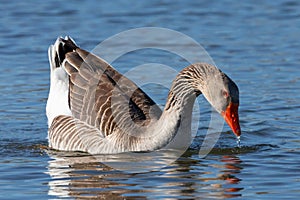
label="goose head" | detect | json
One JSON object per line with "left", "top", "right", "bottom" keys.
{"left": 184, "top": 63, "right": 241, "bottom": 137}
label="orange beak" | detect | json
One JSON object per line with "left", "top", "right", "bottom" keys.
{"left": 221, "top": 102, "right": 241, "bottom": 137}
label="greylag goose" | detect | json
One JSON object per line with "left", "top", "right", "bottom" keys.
{"left": 46, "top": 37, "right": 241, "bottom": 154}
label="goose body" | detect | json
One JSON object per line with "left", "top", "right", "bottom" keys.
{"left": 46, "top": 37, "right": 241, "bottom": 154}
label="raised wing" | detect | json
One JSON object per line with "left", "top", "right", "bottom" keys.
{"left": 56, "top": 37, "right": 162, "bottom": 136}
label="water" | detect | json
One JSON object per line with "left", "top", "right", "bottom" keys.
{"left": 236, "top": 136, "right": 241, "bottom": 148}
{"left": 1, "top": 0, "right": 300, "bottom": 199}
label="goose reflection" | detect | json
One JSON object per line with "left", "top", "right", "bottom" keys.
{"left": 45, "top": 150, "right": 244, "bottom": 199}
{"left": 45, "top": 149, "right": 184, "bottom": 199}
{"left": 217, "top": 155, "right": 243, "bottom": 197}
{"left": 159, "top": 154, "right": 243, "bottom": 198}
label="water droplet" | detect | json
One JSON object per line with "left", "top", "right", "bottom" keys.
{"left": 236, "top": 136, "right": 241, "bottom": 148}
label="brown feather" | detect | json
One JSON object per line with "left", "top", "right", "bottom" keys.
{"left": 59, "top": 38, "right": 162, "bottom": 137}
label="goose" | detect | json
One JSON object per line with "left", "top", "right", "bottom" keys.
{"left": 46, "top": 36, "right": 241, "bottom": 154}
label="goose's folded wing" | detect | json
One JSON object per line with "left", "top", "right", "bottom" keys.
{"left": 62, "top": 42, "right": 162, "bottom": 137}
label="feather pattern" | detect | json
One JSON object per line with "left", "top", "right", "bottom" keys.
{"left": 46, "top": 36, "right": 240, "bottom": 154}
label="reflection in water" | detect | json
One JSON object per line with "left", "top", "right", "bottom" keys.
{"left": 160, "top": 154, "right": 243, "bottom": 198}
{"left": 219, "top": 155, "right": 243, "bottom": 197}
{"left": 45, "top": 150, "right": 244, "bottom": 199}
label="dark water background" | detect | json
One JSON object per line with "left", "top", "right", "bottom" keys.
{"left": 1, "top": 0, "right": 300, "bottom": 199}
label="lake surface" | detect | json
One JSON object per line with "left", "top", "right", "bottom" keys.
{"left": 1, "top": 0, "right": 300, "bottom": 199}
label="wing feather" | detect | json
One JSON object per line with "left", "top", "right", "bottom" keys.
{"left": 58, "top": 38, "right": 162, "bottom": 137}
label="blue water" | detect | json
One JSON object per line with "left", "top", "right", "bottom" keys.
{"left": 1, "top": 0, "right": 300, "bottom": 199}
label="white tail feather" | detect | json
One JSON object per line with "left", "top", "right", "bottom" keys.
{"left": 46, "top": 41, "right": 72, "bottom": 127}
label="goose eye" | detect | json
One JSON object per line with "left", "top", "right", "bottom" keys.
{"left": 222, "top": 90, "right": 229, "bottom": 98}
